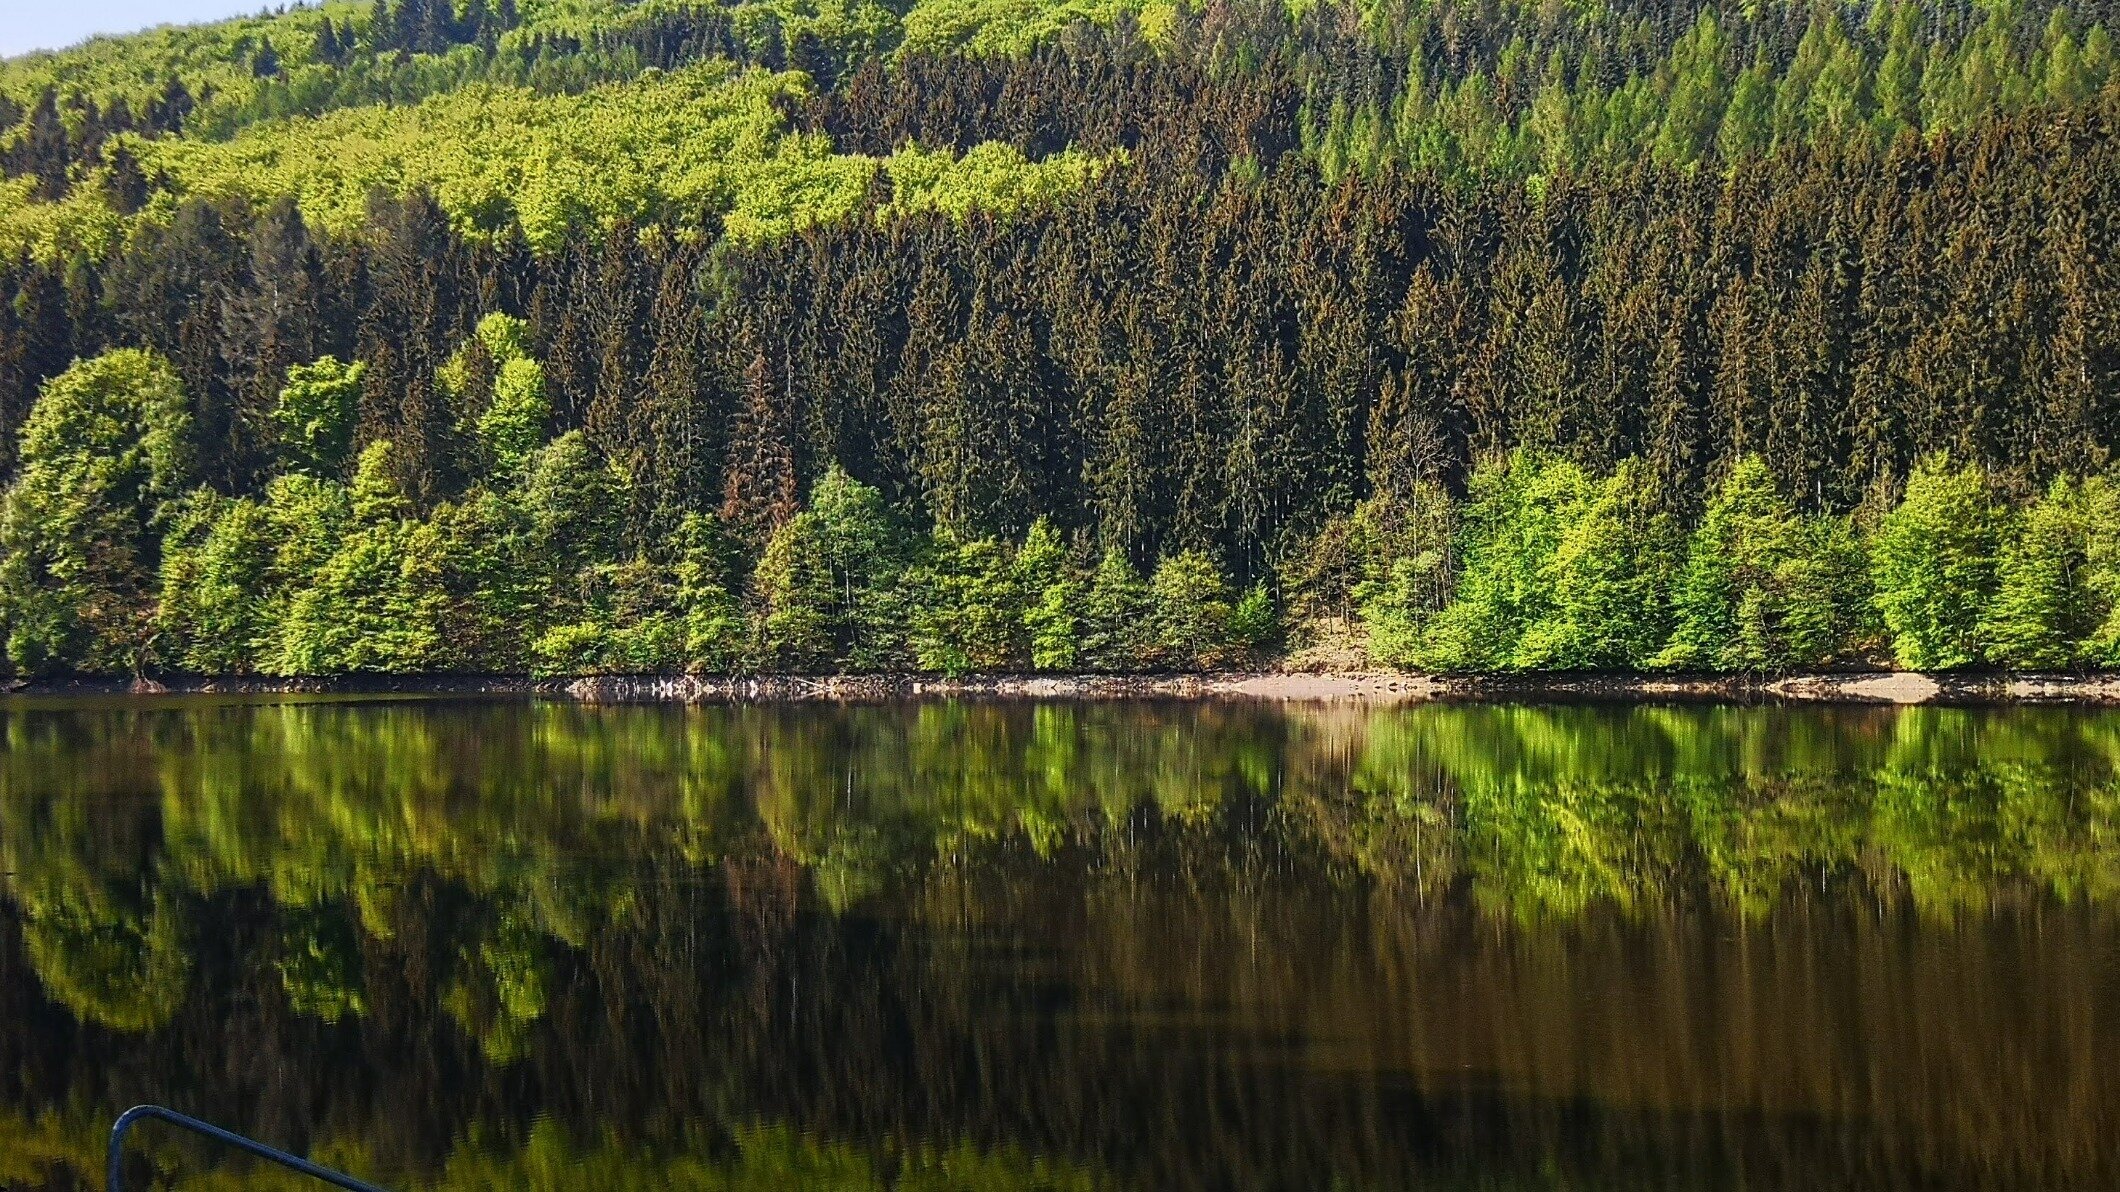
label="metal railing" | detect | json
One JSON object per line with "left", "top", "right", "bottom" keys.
{"left": 108, "top": 1104, "right": 390, "bottom": 1192}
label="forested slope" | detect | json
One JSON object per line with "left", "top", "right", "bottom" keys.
{"left": 2, "top": 0, "right": 2118, "bottom": 677}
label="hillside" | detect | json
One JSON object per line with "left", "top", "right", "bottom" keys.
{"left": 1, "top": 0, "right": 2118, "bottom": 678}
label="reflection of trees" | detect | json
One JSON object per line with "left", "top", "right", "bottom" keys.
{"left": 1, "top": 699, "right": 2119, "bottom": 1187}
{"left": 1281, "top": 702, "right": 2120, "bottom": 921}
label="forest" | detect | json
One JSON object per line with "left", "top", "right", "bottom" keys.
{"left": 4, "top": 0, "right": 2120, "bottom": 676}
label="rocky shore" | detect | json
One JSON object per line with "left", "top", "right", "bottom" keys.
{"left": 6, "top": 670, "right": 2120, "bottom": 704}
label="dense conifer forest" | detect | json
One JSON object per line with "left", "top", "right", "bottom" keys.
{"left": 3, "top": 0, "right": 2119, "bottom": 677}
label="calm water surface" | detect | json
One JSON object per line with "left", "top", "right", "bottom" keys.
{"left": 2, "top": 697, "right": 2118, "bottom": 1190}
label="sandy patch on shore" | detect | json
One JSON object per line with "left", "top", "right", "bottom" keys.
{"left": 1770, "top": 672, "right": 1943, "bottom": 704}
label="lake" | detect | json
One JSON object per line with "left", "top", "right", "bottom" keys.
{"left": 2, "top": 697, "right": 2117, "bottom": 1190}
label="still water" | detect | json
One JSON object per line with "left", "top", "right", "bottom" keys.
{"left": 2, "top": 697, "right": 2118, "bottom": 1190}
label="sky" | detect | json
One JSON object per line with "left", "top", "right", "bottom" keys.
{"left": 0, "top": 2, "right": 266, "bottom": 59}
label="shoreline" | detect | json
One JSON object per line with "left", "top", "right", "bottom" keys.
{"left": 3, "top": 670, "right": 2119, "bottom": 705}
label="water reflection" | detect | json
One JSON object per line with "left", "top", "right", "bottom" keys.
{"left": 2, "top": 699, "right": 2118, "bottom": 1189}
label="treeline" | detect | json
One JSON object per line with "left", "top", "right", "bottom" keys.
{"left": 3, "top": 339, "right": 2115, "bottom": 677}
{"left": 8, "top": 69, "right": 2115, "bottom": 530}
{"left": 0, "top": 340, "right": 1275, "bottom": 677}
{"left": 1333, "top": 451, "right": 2120, "bottom": 673}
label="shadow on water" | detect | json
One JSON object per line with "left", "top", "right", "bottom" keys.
{"left": 2, "top": 698, "right": 2118, "bottom": 1189}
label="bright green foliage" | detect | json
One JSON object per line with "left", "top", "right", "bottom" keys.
{"left": 754, "top": 513, "right": 839, "bottom": 671}
{"left": 1652, "top": 11, "right": 1730, "bottom": 167}
{"left": 532, "top": 517, "right": 744, "bottom": 676}
{"left": 0, "top": 66, "right": 1114, "bottom": 261}
{"left": 1654, "top": 457, "right": 1870, "bottom": 672}
{"left": 0, "top": 350, "right": 191, "bottom": 674}
{"left": 128, "top": 65, "right": 843, "bottom": 250}
{"left": 907, "top": 531, "right": 1025, "bottom": 675}
{"left": 1774, "top": 518, "right": 1877, "bottom": 669}
{"left": 273, "top": 356, "right": 364, "bottom": 477}
{"left": 1307, "top": 0, "right": 2116, "bottom": 186}
{"left": 260, "top": 472, "right": 358, "bottom": 590}
{"left": 443, "top": 315, "right": 548, "bottom": 473}
{"left": 1978, "top": 475, "right": 2105, "bottom": 669}
{"left": 1080, "top": 547, "right": 1150, "bottom": 671}
{"left": 1418, "top": 455, "right": 1588, "bottom": 671}
{"left": 533, "top": 559, "right": 688, "bottom": 676}
{"left": 1227, "top": 583, "right": 1278, "bottom": 656}
{"left": 276, "top": 442, "right": 450, "bottom": 674}
{"left": 2087, "top": 477, "right": 2120, "bottom": 666}
{"left": 0, "top": 178, "right": 128, "bottom": 267}
{"left": 1416, "top": 455, "right": 1675, "bottom": 671}
{"left": 672, "top": 515, "right": 747, "bottom": 672}
{"left": 752, "top": 467, "right": 911, "bottom": 671}
{"left": 1870, "top": 454, "right": 2004, "bottom": 670}
{"left": 808, "top": 465, "right": 913, "bottom": 669}
{"left": 1149, "top": 550, "right": 1232, "bottom": 669}
{"left": 1413, "top": 455, "right": 1570, "bottom": 670}
{"left": 426, "top": 488, "right": 540, "bottom": 669}
{"left": 156, "top": 493, "right": 278, "bottom": 673}
{"left": 1016, "top": 517, "right": 1081, "bottom": 671}
{"left": 897, "top": 0, "right": 1154, "bottom": 57}
{"left": 1511, "top": 459, "right": 1676, "bottom": 670}
{"left": 880, "top": 141, "right": 1119, "bottom": 224}
{"left": 0, "top": 3, "right": 367, "bottom": 129}
{"left": 520, "top": 432, "right": 623, "bottom": 583}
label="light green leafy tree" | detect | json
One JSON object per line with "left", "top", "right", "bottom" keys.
{"left": 1653, "top": 456, "right": 1869, "bottom": 671}
{"left": 157, "top": 492, "right": 278, "bottom": 673}
{"left": 1016, "top": 517, "right": 1082, "bottom": 671}
{"left": 907, "top": 529, "right": 1025, "bottom": 676}
{"left": 272, "top": 355, "right": 363, "bottom": 477}
{"left": 1080, "top": 546, "right": 1151, "bottom": 671}
{"left": 1419, "top": 452, "right": 1589, "bottom": 671}
{"left": 1511, "top": 459, "right": 1676, "bottom": 670}
{"left": 1980, "top": 474, "right": 2105, "bottom": 669}
{"left": 275, "top": 442, "right": 450, "bottom": 674}
{"left": 0, "top": 349, "right": 191, "bottom": 674}
{"left": 2085, "top": 475, "right": 2120, "bottom": 666}
{"left": 1870, "top": 453, "right": 2004, "bottom": 670}
{"left": 442, "top": 313, "right": 550, "bottom": 476}
{"left": 751, "top": 466, "right": 911, "bottom": 672}
{"left": 754, "top": 513, "right": 838, "bottom": 671}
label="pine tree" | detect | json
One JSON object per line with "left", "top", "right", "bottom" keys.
{"left": 721, "top": 350, "right": 797, "bottom": 547}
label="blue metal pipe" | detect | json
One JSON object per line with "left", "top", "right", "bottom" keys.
{"left": 107, "top": 1104, "right": 390, "bottom": 1192}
